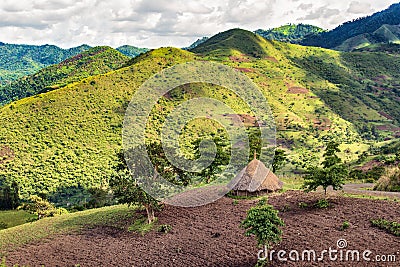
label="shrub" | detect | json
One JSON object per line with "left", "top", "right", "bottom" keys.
{"left": 241, "top": 198, "right": 285, "bottom": 248}
{"left": 314, "top": 199, "right": 330, "bottom": 209}
{"left": 157, "top": 224, "right": 172, "bottom": 234}
{"left": 339, "top": 221, "right": 350, "bottom": 231}
{"left": 0, "top": 221, "right": 8, "bottom": 230}
{"left": 371, "top": 219, "right": 400, "bottom": 236}
{"left": 374, "top": 167, "right": 400, "bottom": 192}
{"left": 298, "top": 202, "right": 308, "bottom": 208}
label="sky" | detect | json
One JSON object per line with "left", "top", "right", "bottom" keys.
{"left": 0, "top": 0, "right": 399, "bottom": 49}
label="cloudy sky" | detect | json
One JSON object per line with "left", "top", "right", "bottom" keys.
{"left": 0, "top": 0, "right": 399, "bottom": 49}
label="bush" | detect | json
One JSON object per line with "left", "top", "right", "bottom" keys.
{"left": 298, "top": 202, "right": 308, "bottom": 208}
{"left": 157, "top": 224, "right": 172, "bottom": 234}
{"left": 374, "top": 167, "right": 400, "bottom": 192}
{"left": 0, "top": 221, "right": 8, "bottom": 230}
{"left": 339, "top": 221, "right": 350, "bottom": 231}
{"left": 241, "top": 198, "right": 285, "bottom": 248}
{"left": 314, "top": 199, "right": 330, "bottom": 209}
{"left": 371, "top": 219, "right": 400, "bottom": 236}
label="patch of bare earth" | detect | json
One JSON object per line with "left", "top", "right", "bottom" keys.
{"left": 6, "top": 191, "right": 400, "bottom": 267}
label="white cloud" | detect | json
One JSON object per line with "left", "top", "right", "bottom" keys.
{"left": 347, "top": 1, "right": 374, "bottom": 14}
{"left": 0, "top": 0, "right": 398, "bottom": 48}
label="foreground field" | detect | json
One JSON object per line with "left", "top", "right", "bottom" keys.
{"left": 3, "top": 191, "right": 400, "bottom": 267}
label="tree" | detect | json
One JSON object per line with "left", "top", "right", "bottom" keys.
{"left": 303, "top": 142, "right": 348, "bottom": 196}
{"left": 0, "top": 179, "right": 20, "bottom": 210}
{"left": 110, "top": 147, "right": 161, "bottom": 224}
{"left": 272, "top": 149, "right": 287, "bottom": 173}
{"left": 241, "top": 198, "right": 284, "bottom": 251}
{"left": 19, "top": 195, "right": 67, "bottom": 220}
{"left": 192, "top": 136, "right": 230, "bottom": 183}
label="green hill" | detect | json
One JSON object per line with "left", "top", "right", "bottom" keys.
{"left": 302, "top": 3, "right": 400, "bottom": 51}
{"left": 0, "top": 43, "right": 90, "bottom": 86}
{"left": 255, "top": 24, "right": 325, "bottom": 43}
{"left": 1, "top": 29, "right": 399, "bottom": 205}
{"left": 116, "top": 45, "right": 149, "bottom": 58}
{"left": 191, "top": 28, "right": 271, "bottom": 57}
{"left": 0, "top": 46, "right": 130, "bottom": 106}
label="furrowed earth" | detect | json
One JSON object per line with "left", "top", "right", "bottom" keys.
{"left": 4, "top": 191, "right": 400, "bottom": 267}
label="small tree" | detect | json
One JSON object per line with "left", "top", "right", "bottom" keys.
{"left": 110, "top": 147, "right": 161, "bottom": 224}
{"left": 241, "top": 198, "right": 285, "bottom": 251}
{"left": 272, "top": 149, "right": 287, "bottom": 173}
{"left": 303, "top": 142, "right": 348, "bottom": 196}
{"left": 19, "top": 195, "right": 67, "bottom": 220}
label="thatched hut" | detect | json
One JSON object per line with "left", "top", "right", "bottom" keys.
{"left": 230, "top": 158, "right": 283, "bottom": 196}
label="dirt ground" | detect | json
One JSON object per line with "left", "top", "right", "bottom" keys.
{"left": 6, "top": 191, "right": 400, "bottom": 267}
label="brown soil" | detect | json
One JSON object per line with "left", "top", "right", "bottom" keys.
{"left": 6, "top": 191, "right": 400, "bottom": 267}
{"left": 287, "top": 87, "right": 309, "bottom": 94}
{"left": 234, "top": 67, "right": 254, "bottom": 73}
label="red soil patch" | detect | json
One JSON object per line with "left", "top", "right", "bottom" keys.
{"left": 0, "top": 146, "right": 14, "bottom": 165}
{"left": 287, "top": 87, "right": 309, "bottom": 94}
{"left": 5, "top": 192, "right": 400, "bottom": 267}
{"left": 264, "top": 56, "right": 278, "bottom": 63}
{"left": 379, "top": 112, "right": 394, "bottom": 121}
{"left": 229, "top": 55, "right": 251, "bottom": 63}
{"left": 234, "top": 68, "right": 254, "bottom": 73}
{"left": 356, "top": 160, "right": 383, "bottom": 172}
{"left": 224, "top": 114, "right": 258, "bottom": 127}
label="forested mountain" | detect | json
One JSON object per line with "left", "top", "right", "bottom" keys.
{"left": 0, "top": 43, "right": 90, "bottom": 86}
{"left": 255, "top": 24, "right": 325, "bottom": 43}
{"left": 0, "top": 46, "right": 130, "bottom": 105}
{"left": 116, "top": 45, "right": 149, "bottom": 58}
{"left": 302, "top": 3, "right": 400, "bottom": 51}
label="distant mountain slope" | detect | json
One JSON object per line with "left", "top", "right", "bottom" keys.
{"left": 0, "top": 46, "right": 130, "bottom": 105}
{"left": 116, "top": 45, "right": 149, "bottom": 57}
{"left": 255, "top": 24, "right": 325, "bottom": 43}
{"left": 302, "top": 3, "right": 400, "bottom": 51}
{"left": 355, "top": 43, "right": 400, "bottom": 54}
{"left": 0, "top": 43, "right": 90, "bottom": 85}
{"left": 183, "top": 37, "right": 209, "bottom": 50}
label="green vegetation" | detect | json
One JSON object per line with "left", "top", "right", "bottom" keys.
{"left": 371, "top": 218, "right": 400, "bottom": 236}
{"left": 0, "top": 205, "right": 136, "bottom": 254}
{"left": 303, "top": 142, "right": 348, "bottom": 196}
{"left": 157, "top": 224, "right": 172, "bottom": 233}
{"left": 314, "top": 199, "right": 330, "bottom": 209}
{"left": 339, "top": 221, "right": 350, "bottom": 231}
{"left": 0, "top": 210, "right": 35, "bottom": 229}
{"left": 0, "top": 46, "right": 130, "bottom": 105}
{"left": 302, "top": 3, "right": 400, "bottom": 50}
{"left": 116, "top": 45, "right": 148, "bottom": 58}
{"left": 19, "top": 195, "right": 68, "bottom": 220}
{"left": 272, "top": 149, "right": 287, "bottom": 173}
{"left": 0, "top": 29, "right": 399, "bottom": 204}
{"left": 0, "top": 43, "right": 90, "bottom": 86}
{"left": 110, "top": 148, "right": 161, "bottom": 224}
{"left": 374, "top": 166, "right": 400, "bottom": 192}
{"left": 127, "top": 216, "right": 157, "bottom": 235}
{"left": 241, "top": 198, "right": 284, "bottom": 248}
{"left": 255, "top": 24, "right": 325, "bottom": 43}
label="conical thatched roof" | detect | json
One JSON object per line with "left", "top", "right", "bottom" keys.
{"left": 231, "top": 159, "right": 283, "bottom": 192}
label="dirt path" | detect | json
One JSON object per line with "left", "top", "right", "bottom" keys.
{"left": 341, "top": 183, "right": 400, "bottom": 199}
{"left": 5, "top": 191, "right": 400, "bottom": 267}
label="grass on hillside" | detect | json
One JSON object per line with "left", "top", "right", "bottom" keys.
{"left": 0, "top": 211, "right": 36, "bottom": 229}
{"left": 0, "top": 205, "right": 137, "bottom": 256}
